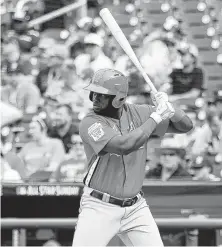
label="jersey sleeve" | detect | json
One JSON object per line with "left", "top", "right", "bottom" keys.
{"left": 132, "top": 104, "right": 169, "bottom": 137}
{"left": 79, "top": 116, "right": 120, "bottom": 155}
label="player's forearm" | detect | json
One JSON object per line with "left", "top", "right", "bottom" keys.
{"left": 168, "top": 108, "right": 193, "bottom": 133}
{"left": 104, "top": 100, "right": 174, "bottom": 155}
{"left": 169, "top": 116, "right": 193, "bottom": 133}
{"left": 118, "top": 118, "right": 157, "bottom": 155}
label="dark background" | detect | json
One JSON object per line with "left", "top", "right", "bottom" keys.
{"left": 1, "top": 181, "right": 222, "bottom": 246}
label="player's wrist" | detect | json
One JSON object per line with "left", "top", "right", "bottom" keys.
{"left": 150, "top": 112, "right": 163, "bottom": 124}
{"left": 140, "top": 117, "right": 158, "bottom": 137}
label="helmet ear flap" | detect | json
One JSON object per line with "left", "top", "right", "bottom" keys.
{"left": 112, "top": 96, "right": 126, "bottom": 108}
{"left": 89, "top": 91, "right": 93, "bottom": 101}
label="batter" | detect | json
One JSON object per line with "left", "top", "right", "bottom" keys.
{"left": 72, "top": 69, "right": 193, "bottom": 246}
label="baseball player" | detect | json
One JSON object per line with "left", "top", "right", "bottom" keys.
{"left": 72, "top": 69, "right": 193, "bottom": 246}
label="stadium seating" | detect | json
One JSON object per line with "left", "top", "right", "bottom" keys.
{"left": 103, "top": 0, "right": 222, "bottom": 98}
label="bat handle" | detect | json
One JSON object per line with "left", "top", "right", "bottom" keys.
{"left": 141, "top": 71, "right": 157, "bottom": 94}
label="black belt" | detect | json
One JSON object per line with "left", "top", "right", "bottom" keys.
{"left": 90, "top": 190, "right": 143, "bottom": 207}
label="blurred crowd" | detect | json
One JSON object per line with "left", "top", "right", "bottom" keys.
{"left": 1, "top": 0, "right": 222, "bottom": 184}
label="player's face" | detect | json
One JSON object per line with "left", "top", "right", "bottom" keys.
{"left": 92, "top": 92, "right": 112, "bottom": 113}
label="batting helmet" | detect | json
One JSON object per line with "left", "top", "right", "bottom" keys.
{"left": 84, "top": 69, "right": 128, "bottom": 108}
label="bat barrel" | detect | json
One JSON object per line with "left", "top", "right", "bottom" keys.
{"left": 99, "top": 8, "right": 158, "bottom": 94}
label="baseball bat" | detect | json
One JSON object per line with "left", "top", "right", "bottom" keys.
{"left": 27, "top": 0, "right": 86, "bottom": 28}
{"left": 99, "top": 8, "right": 157, "bottom": 93}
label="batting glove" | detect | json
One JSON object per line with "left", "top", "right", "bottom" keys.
{"left": 151, "top": 92, "right": 169, "bottom": 106}
{"left": 150, "top": 101, "right": 175, "bottom": 124}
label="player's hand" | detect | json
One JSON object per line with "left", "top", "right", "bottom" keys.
{"left": 150, "top": 100, "right": 175, "bottom": 124}
{"left": 151, "top": 92, "right": 168, "bottom": 106}
{"left": 156, "top": 101, "right": 175, "bottom": 120}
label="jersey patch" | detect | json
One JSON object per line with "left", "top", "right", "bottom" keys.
{"left": 88, "top": 122, "right": 105, "bottom": 141}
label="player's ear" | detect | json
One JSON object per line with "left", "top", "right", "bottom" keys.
{"left": 112, "top": 96, "right": 126, "bottom": 108}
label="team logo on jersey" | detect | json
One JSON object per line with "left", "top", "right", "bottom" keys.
{"left": 88, "top": 122, "right": 104, "bottom": 141}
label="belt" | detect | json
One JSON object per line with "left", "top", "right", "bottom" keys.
{"left": 90, "top": 190, "right": 143, "bottom": 207}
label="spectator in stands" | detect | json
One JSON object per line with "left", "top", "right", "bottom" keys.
{"left": 1, "top": 64, "right": 41, "bottom": 113}
{"left": 43, "top": 49, "right": 73, "bottom": 102}
{"left": 46, "top": 64, "right": 90, "bottom": 114}
{"left": 35, "top": 67, "right": 50, "bottom": 96}
{"left": 1, "top": 41, "right": 21, "bottom": 74}
{"left": 46, "top": 44, "right": 70, "bottom": 82}
{"left": 52, "top": 134, "right": 87, "bottom": 182}
{"left": 48, "top": 104, "right": 79, "bottom": 153}
{"left": 140, "top": 16, "right": 186, "bottom": 92}
{"left": 140, "top": 37, "right": 174, "bottom": 92}
{"left": 192, "top": 156, "right": 221, "bottom": 181}
{"left": 146, "top": 138, "right": 192, "bottom": 181}
{"left": 74, "top": 33, "right": 113, "bottom": 76}
{"left": 191, "top": 111, "right": 222, "bottom": 157}
{"left": 67, "top": 134, "right": 86, "bottom": 160}
{"left": 18, "top": 116, "right": 65, "bottom": 178}
{"left": 169, "top": 43, "right": 204, "bottom": 102}
{"left": 34, "top": 37, "right": 56, "bottom": 71}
